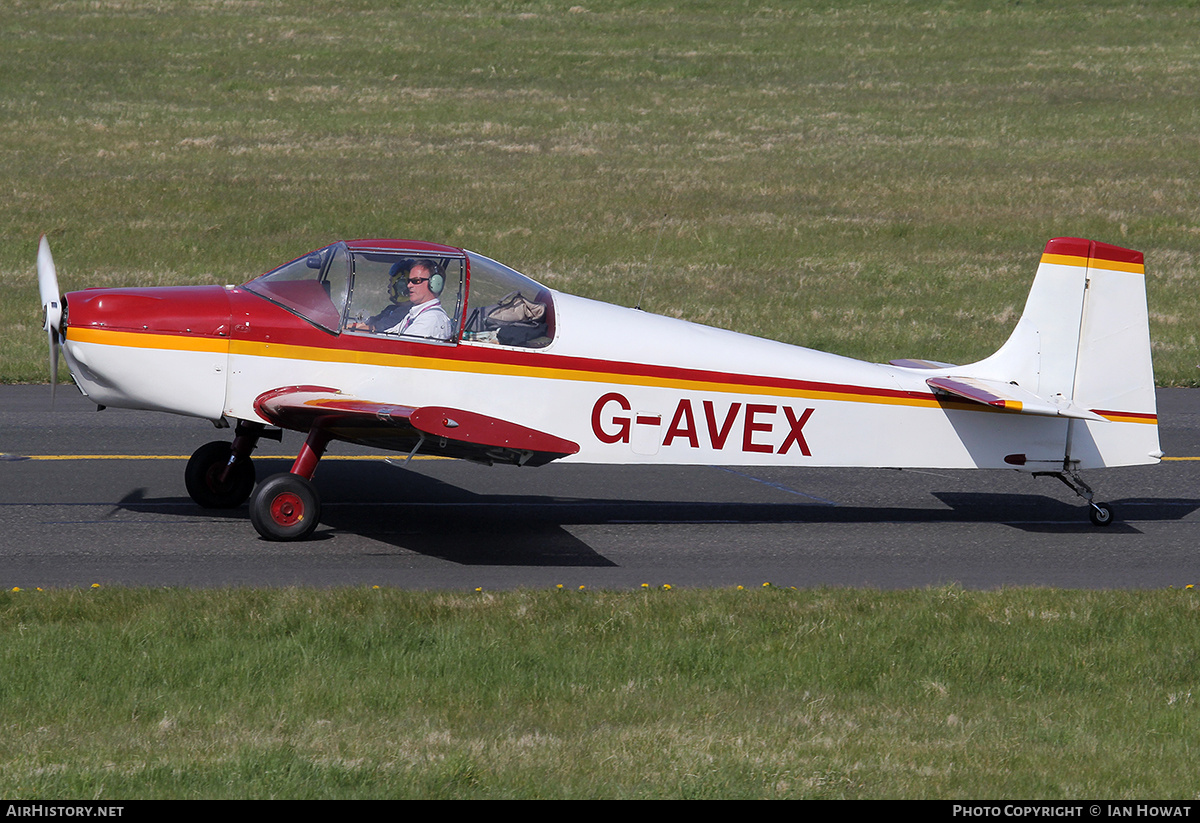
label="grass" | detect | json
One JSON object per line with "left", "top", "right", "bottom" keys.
{"left": 3, "top": 1, "right": 1200, "bottom": 382}
{"left": 1, "top": 584, "right": 1199, "bottom": 799}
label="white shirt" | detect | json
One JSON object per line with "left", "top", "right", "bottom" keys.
{"left": 383, "top": 300, "right": 452, "bottom": 340}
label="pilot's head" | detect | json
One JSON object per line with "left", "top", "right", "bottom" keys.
{"left": 388, "top": 258, "right": 444, "bottom": 305}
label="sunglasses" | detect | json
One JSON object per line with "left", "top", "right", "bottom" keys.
{"left": 406, "top": 276, "right": 430, "bottom": 285}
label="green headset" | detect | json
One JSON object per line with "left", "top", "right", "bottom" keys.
{"left": 388, "top": 258, "right": 444, "bottom": 302}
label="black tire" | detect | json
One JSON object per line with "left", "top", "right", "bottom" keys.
{"left": 1089, "top": 503, "right": 1115, "bottom": 527}
{"left": 250, "top": 473, "right": 321, "bottom": 541}
{"left": 185, "top": 440, "right": 255, "bottom": 509}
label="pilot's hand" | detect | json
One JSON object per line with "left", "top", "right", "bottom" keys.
{"left": 344, "top": 320, "right": 371, "bottom": 331}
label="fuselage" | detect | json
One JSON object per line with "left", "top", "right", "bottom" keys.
{"left": 58, "top": 240, "right": 1160, "bottom": 472}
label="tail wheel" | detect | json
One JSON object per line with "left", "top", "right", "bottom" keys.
{"left": 250, "top": 473, "right": 321, "bottom": 541}
{"left": 185, "top": 441, "right": 255, "bottom": 509}
{"left": 1089, "top": 503, "right": 1115, "bottom": 527}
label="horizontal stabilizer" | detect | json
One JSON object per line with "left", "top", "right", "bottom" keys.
{"left": 926, "top": 376, "right": 1105, "bottom": 421}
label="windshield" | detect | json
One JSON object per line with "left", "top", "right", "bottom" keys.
{"left": 244, "top": 242, "right": 351, "bottom": 333}
{"left": 245, "top": 243, "right": 466, "bottom": 342}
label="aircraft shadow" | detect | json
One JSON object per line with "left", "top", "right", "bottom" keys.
{"left": 318, "top": 493, "right": 1200, "bottom": 536}
{"left": 112, "top": 460, "right": 1200, "bottom": 565}
{"left": 930, "top": 492, "right": 1200, "bottom": 533}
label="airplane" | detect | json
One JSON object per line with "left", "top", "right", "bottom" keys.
{"left": 36, "top": 234, "right": 1160, "bottom": 540}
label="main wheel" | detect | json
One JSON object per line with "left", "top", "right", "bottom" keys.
{"left": 1089, "top": 503, "right": 1115, "bottom": 527}
{"left": 250, "top": 473, "right": 321, "bottom": 541}
{"left": 185, "top": 440, "right": 255, "bottom": 509}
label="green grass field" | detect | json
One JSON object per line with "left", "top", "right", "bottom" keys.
{"left": 3, "top": 1, "right": 1200, "bottom": 800}
{"left": 3, "top": 0, "right": 1200, "bottom": 382}
{"left": 2, "top": 585, "right": 1199, "bottom": 799}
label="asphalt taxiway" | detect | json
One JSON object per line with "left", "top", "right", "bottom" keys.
{"left": 2, "top": 385, "right": 1198, "bottom": 589}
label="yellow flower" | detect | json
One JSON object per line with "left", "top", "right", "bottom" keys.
{"left": 662, "top": 584, "right": 672, "bottom": 590}
{"left": 91, "top": 583, "right": 100, "bottom": 589}
{"left": 10, "top": 587, "right": 19, "bottom": 592}
{"left": 1188, "top": 584, "right": 1195, "bottom": 590}
{"left": 737, "top": 585, "right": 744, "bottom": 590}
{"left": 641, "top": 583, "right": 649, "bottom": 589}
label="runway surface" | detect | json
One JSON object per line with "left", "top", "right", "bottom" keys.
{"left": 2, "top": 385, "right": 1199, "bottom": 590}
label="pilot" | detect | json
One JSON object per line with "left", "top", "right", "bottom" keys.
{"left": 351, "top": 259, "right": 453, "bottom": 341}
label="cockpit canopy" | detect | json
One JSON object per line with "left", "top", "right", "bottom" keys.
{"left": 243, "top": 240, "right": 555, "bottom": 347}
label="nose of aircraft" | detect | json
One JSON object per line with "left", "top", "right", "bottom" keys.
{"left": 60, "top": 284, "right": 234, "bottom": 419}
{"left": 65, "top": 285, "right": 234, "bottom": 338}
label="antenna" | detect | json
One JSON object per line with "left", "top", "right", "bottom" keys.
{"left": 635, "top": 215, "right": 667, "bottom": 311}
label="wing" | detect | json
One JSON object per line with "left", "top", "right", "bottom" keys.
{"left": 253, "top": 386, "right": 580, "bottom": 466}
{"left": 926, "top": 376, "right": 1105, "bottom": 421}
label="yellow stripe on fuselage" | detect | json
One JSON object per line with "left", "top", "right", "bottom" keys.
{"left": 68, "top": 327, "right": 1154, "bottom": 423}
{"left": 227, "top": 339, "right": 941, "bottom": 409}
{"left": 70, "top": 327, "right": 230, "bottom": 354}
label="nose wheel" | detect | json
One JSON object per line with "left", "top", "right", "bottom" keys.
{"left": 184, "top": 422, "right": 277, "bottom": 509}
{"left": 185, "top": 440, "right": 256, "bottom": 509}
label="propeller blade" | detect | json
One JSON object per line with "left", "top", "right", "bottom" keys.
{"left": 37, "top": 235, "right": 62, "bottom": 330}
{"left": 48, "top": 326, "right": 59, "bottom": 406}
{"left": 37, "top": 235, "right": 63, "bottom": 405}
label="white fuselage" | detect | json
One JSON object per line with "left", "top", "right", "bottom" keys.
{"left": 61, "top": 286, "right": 1159, "bottom": 472}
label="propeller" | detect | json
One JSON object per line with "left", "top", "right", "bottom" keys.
{"left": 37, "top": 235, "right": 63, "bottom": 405}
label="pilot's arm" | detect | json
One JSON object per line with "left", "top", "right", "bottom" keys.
{"left": 346, "top": 304, "right": 407, "bottom": 333}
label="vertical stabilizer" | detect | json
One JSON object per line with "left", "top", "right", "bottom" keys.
{"left": 965, "top": 237, "right": 1159, "bottom": 467}
{"left": 972, "top": 238, "right": 1154, "bottom": 413}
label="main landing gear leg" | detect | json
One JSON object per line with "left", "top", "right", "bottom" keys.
{"left": 1035, "top": 468, "right": 1115, "bottom": 527}
{"left": 249, "top": 427, "right": 333, "bottom": 541}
